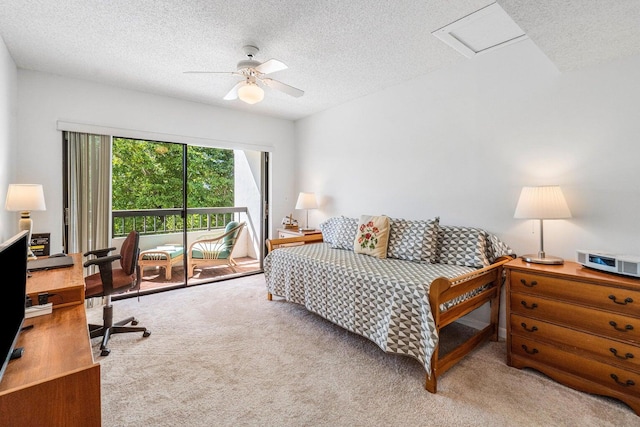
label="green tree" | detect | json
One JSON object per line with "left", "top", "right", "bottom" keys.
{"left": 112, "top": 138, "right": 234, "bottom": 210}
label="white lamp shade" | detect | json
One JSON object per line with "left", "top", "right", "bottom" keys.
{"left": 238, "top": 83, "right": 264, "bottom": 104}
{"left": 295, "top": 192, "right": 318, "bottom": 210}
{"left": 5, "top": 184, "right": 46, "bottom": 212}
{"left": 514, "top": 186, "right": 571, "bottom": 219}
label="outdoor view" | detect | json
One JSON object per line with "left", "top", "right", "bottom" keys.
{"left": 110, "top": 137, "right": 260, "bottom": 290}
{"left": 111, "top": 138, "right": 235, "bottom": 236}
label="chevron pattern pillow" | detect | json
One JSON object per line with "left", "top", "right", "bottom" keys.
{"left": 387, "top": 217, "right": 440, "bottom": 263}
{"left": 330, "top": 216, "right": 359, "bottom": 250}
{"left": 437, "top": 225, "right": 491, "bottom": 268}
{"left": 319, "top": 217, "right": 340, "bottom": 245}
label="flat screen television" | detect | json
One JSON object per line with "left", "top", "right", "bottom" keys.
{"left": 0, "top": 230, "right": 28, "bottom": 384}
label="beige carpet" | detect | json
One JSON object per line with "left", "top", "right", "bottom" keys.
{"left": 86, "top": 274, "right": 638, "bottom": 426}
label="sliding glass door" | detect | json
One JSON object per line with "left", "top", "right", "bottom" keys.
{"left": 111, "top": 138, "right": 187, "bottom": 292}
{"left": 64, "top": 133, "right": 267, "bottom": 295}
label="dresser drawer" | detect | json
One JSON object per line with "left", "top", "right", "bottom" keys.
{"left": 511, "top": 271, "right": 640, "bottom": 317}
{"left": 512, "top": 335, "right": 640, "bottom": 396}
{"left": 511, "top": 313, "right": 640, "bottom": 370}
{"left": 511, "top": 292, "right": 640, "bottom": 343}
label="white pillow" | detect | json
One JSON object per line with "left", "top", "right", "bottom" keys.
{"left": 353, "top": 215, "right": 390, "bottom": 259}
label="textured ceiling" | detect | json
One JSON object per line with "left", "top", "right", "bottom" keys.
{"left": 0, "top": 0, "right": 638, "bottom": 121}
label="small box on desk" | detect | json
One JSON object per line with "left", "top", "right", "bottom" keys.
{"left": 30, "top": 233, "right": 50, "bottom": 257}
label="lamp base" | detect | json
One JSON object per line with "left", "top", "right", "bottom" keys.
{"left": 520, "top": 254, "right": 564, "bottom": 265}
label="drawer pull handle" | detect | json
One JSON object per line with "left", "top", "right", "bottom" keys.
{"left": 610, "top": 348, "right": 634, "bottom": 360}
{"left": 609, "top": 295, "right": 634, "bottom": 305}
{"left": 520, "top": 279, "right": 538, "bottom": 288}
{"left": 609, "top": 321, "right": 634, "bottom": 332}
{"left": 520, "top": 322, "right": 538, "bottom": 333}
{"left": 610, "top": 373, "right": 635, "bottom": 387}
{"left": 520, "top": 301, "right": 538, "bottom": 310}
{"left": 521, "top": 345, "right": 539, "bottom": 355}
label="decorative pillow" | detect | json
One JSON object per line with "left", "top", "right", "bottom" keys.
{"left": 330, "top": 216, "right": 359, "bottom": 250}
{"left": 319, "top": 217, "right": 340, "bottom": 245}
{"left": 437, "top": 225, "right": 491, "bottom": 268}
{"left": 488, "top": 233, "right": 515, "bottom": 262}
{"left": 353, "top": 215, "right": 390, "bottom": 258}
{"left": 387, "top": 217, "right": 440, "bottom": 263}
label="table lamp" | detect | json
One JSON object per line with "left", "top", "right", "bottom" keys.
{"left": 295, "top": 192, "right": 318, "bottom": 232}
{"left": 514, "top": 185, "right": 571, "bottom": 265}
{"left": 5, "top": 184, "right": 47, "bottom": 259}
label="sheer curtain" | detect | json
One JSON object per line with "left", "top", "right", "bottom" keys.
{"left": 65, "top": 132, "right": 111, "bottom": 255}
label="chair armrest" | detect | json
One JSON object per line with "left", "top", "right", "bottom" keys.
{"left": 83, "top": 254, "right": 121, "bottom": 268}
{"left": 84, "top": 254, "right": 124, "bottom": 294}
{"left": 83, "top": 247, "right": 116, "bottom": 257}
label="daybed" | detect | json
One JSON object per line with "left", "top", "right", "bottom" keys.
{"left": 264, "top": 216, "right": 514, "bottom": 393}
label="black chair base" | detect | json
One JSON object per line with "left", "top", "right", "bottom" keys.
{"left": 89, "top": 303, "right": 150, "bottom": 356}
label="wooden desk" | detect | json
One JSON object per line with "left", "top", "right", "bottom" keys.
{"left": 0, "top": 254, "right": 101, "bottom": 426}
{"left": 26, "top": 253, "right": 85, "bottom": 308}
{"left": 277, "top": 228, "right": 322, "bottom": 238}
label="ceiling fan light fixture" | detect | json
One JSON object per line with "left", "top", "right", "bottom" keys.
{"left": 238, "top": 82, "right": 264, "bottom": 104}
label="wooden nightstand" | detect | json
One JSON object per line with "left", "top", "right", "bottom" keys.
{"left": 277, "top": 228, "right": 322, "bottom": 239}
{"left": 505, "top": 258, "right": 640, "bottom": 415}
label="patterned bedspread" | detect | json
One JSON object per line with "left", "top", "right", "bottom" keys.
{"left": 264, "top": 243, "right": 476, "bottom": 373}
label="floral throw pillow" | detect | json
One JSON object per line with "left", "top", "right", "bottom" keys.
{"left": 353, "top": 215, "right": 390, "bottom": 258}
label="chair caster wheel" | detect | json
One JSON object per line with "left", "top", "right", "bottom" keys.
{"left": 143, "top": 331, "right": 151, "bottom": 338}
{"left": 100, "top": 348, "right": 111, "bottom": 357}
{"left": 132, "top": 320, "right": 139, "bottom": 326}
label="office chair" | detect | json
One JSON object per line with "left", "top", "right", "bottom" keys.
{"left": 84, "top": 230, "right": 150, "bottom": 356}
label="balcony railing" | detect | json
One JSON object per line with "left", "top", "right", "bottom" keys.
{"left": 112, "top": 207, "right": 248, "bottom": 238}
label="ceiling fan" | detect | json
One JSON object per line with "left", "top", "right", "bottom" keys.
{"left": 185, "top": 45, "right": 304, "bottom": 104}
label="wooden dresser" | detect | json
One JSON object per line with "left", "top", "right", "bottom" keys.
{"left": 505, "top": 258, "right": 640, "bottom": 415}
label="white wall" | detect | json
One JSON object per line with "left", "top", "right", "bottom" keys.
{"left": 16, "top": 70, "right": 297, "bottom": 252}
{"left": 295, "top": 39, "right": 640, "bottom": 260}
{"left": 294, "top": 39, "right": 640, "bottom": 331}
{"left": 0, "top": 35, "right": 17, "bottom": 242}
{"left": 234, "top": 149, "right": 262, "bottom": 259}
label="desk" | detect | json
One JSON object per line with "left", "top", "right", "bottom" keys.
{"left": 277, "top": 228, "right": 322, "bottom": 239}
{"left": 0, "top": 254, "right": 101, "bottom": 426}
{"left": 26, "top": 253, "right": 85, "bottom": 308}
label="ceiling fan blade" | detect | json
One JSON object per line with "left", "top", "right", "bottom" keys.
{"left": 261, "top": 78, "right": 304, "bottom": 98}
{"left": 255, "top": 59, "right": 288, "bottom": 75}
{"left": 223, "top": 81, "right": 244, "bottom": 100}
{"left": 184, "top": 70, "right": 242, "bottom": 75}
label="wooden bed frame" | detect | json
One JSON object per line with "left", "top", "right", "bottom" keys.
{"left": 265, "top": 233, "right": 512, "bottom": 393}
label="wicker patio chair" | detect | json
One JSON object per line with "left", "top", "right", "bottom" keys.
{"left": 188, "top": 221, "right": 245, "bottom": 277}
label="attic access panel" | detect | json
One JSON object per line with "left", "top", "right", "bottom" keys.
{"left": 432, "top": 2, "right": 527, "bottom": 58}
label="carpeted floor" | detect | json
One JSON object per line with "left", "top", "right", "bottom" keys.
{"left": 86, "top": 274, "right": 638, "bottom": 426}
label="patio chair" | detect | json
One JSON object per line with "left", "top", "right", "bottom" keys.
{"left": 188, "top": 221, "right": 246, "bottom": 277}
